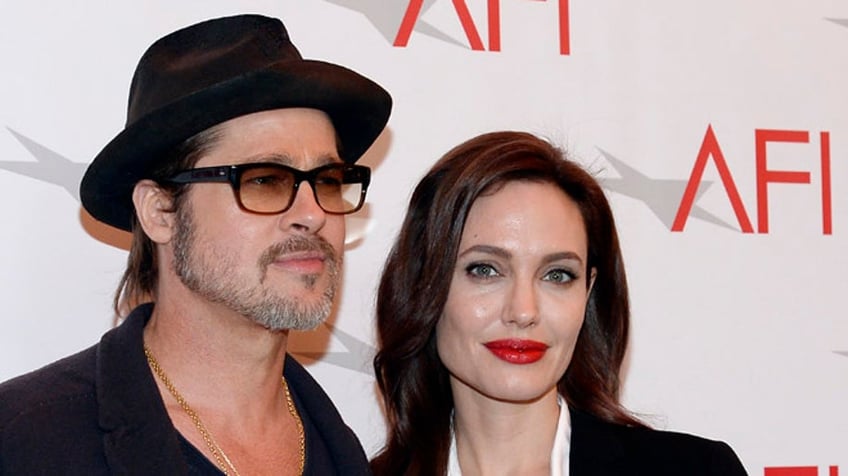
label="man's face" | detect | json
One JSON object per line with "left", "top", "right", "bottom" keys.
{"left": 171, "top": 108, "right": 346, "bottom": 331}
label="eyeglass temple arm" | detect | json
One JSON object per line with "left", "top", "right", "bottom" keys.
{"left": 167, "top": 167, "right": 232, "bottom": 184}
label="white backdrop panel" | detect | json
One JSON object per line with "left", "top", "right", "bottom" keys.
{"left": 1, "top": 1, "right": 846, "bottom": 473}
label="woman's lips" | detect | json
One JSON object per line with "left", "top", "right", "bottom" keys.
{"left": 483, "top": 339, "right": 549, "bottom": 364}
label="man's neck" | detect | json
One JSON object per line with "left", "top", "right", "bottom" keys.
{"left": 140, "top": 285, "right": 306, "bottom": 475}
{"left": 144, "top": 299, "right": 305, "bottom": 474}
{"left": 142, "top": 291, "right": 291, "bottom": 423}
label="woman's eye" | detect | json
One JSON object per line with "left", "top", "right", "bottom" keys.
{"left": 466, "top": 263, "right": 499, "bottom": 279}
{"left": 543, "top": 268, "right": 575, "bottom": 284}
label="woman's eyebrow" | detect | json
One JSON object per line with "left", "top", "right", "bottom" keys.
{"left": 457, "top": 244, "right": 511, "bottom": 260}
{"left": 458, "top": 246, "right": 584, "bottom": 266}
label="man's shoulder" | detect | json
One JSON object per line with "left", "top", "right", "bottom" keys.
{"left": 0, "top": 344, "right": 98, "bottom": 430}
{"left": 0, "top": 344, "right": 120, "bottom": 474}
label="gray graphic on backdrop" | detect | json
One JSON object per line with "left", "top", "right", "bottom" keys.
{"left": 600, "top": 146, "right": 848, "bottom": 358}
{"left": 322, "top": 0, "right": 468, "bottom": 48}
{"left": 596, "top": 148, "right": 736, "bottom": 231}
{"left": 3, "top": 128, "right": 87, "bottom": 201}
{"left": 1, "top": 128, "right": 374, "bottom": 375}
{"left": 295, "top": 323, "right": 376, "bottom": 375}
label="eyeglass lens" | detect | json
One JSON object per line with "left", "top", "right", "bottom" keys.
{"left": 237, "top": 165, "right": 363, "bottom": 214}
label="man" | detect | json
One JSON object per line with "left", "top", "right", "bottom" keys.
{"left": 0, "top": 14, "right": 390, "bottom": 475}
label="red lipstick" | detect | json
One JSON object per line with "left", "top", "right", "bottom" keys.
{"left": 483, "top": 339, "right": 548, "bottom": 364}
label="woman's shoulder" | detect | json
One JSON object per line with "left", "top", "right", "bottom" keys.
{"left": 569, "top": 408, "right": 748, "bottom": 475}
{"left": 621, "top": 422, "right": 743, "bottom": 466}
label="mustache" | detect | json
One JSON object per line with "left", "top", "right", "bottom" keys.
{"left": 259, "top": 235, "right": 339, "bottom": 270}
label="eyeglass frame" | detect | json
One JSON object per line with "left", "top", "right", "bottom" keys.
{"left": 164, "top": 162, "right": 371, "bottom": 215}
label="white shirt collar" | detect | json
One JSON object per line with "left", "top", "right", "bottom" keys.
{"left": 447, "top": 396, "right": 571, "bottom": 476}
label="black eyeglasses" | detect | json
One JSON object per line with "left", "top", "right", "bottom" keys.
{"left": 166, "top": 162, "right": 371, "bottom": 215}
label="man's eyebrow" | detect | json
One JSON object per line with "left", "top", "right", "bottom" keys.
{"left": 240, "top": 153, "right": 342, "bottom": 167}
{"left": 313, "top": 153, "right": 344, "bottom": 166}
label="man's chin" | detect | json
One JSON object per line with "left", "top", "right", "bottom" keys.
{"left": 254, "top": 311, "right": 329, "bottom": 332}
{"left": 246, "top": 290, "right": 335, "bottom": 331}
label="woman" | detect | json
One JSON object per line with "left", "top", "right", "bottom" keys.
{"left": 371, "top": 131, "right": 747, "bottom": 475}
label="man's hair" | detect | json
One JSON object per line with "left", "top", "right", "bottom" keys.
{"left": 112, "top": 127, "right": 222, "bottom": 318}
{"left": 371, "top": 131, "right": 644, "bottom": 476}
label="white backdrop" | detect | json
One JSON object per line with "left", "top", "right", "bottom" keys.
{"left": 1, "top": 1, "right": 846, "bottom": 473}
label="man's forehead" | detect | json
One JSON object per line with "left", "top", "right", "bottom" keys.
{"left": 213, "top": 152, "right": 343, "bottom": 168}
{"left": 195, "top": 108, "right": 342, "bottom": 167}
{"left": 213, "top": 107, "right": 336, "bottom": 133}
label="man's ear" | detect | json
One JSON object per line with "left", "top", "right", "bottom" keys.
{"left": 132, "top": 180, "right": 176, "bottom": 244}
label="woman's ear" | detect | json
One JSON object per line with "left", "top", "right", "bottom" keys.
{"left": 587, "top": 267, "right": 597, "bottom": 295}
{"left": 132, "top": 180, "right": 176, "bottom": 244}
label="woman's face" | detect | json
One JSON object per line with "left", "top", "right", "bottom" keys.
{"left": 436, "top": 180, "right": 594, "bottom": 405}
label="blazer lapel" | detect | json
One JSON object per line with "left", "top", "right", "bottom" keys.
{"left": 96, "top": 304, "right": 188, "bottom": 474}
{"left": 283, "top": 356, "right": 371, "bottom": 476}
{"left": 569, "top": 407, "right": 632, "bottom": 476}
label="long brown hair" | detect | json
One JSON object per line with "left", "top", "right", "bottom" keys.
{"left": 371, "top": 131, "right": 643, "bottom": 475}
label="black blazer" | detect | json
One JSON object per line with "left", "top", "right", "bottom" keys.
{"left": 0, "top": 304, "right": 371, "bottom": 475}
{"left": 570, "top": 408, "right": 748, "bottom": 475}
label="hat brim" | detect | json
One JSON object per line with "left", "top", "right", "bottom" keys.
{"left": 80, "top": 59, "right": 391, "bottom": 232}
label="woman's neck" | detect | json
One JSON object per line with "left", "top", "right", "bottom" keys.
{"left": 452, "top": 388, "right": 561, "bottom": 476}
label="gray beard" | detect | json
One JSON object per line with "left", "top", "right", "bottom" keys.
{"left": 172, "top": 204, "right": 340, "bottom": 331}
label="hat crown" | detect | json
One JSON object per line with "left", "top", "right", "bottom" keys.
{"left": 82, "top": 13, "right": 391, "bottom": 231}
{"left": 126, "top": 15, "right": 302, "bottom": 126}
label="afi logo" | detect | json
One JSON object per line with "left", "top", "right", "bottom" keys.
{"left": 396, "top": 0, "right": 570, "bottom": 54}
{"left": 600, "top": 124, "right": 835, "bottom": 235}
{"left": 673, "top": 125, "right": 833, "bottom": 234}
{"left": 329, "top": 0, "right": 572, "bottom": 54}
{"left": 766, "top": 466, "right": 840, "bottom": 476}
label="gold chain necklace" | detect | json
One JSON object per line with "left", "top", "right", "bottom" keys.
{"left": 144, "top": 346, "right": 305, "bottom": 475}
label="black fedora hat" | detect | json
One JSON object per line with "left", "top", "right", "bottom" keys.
{"left": 80, "top": 14, "right": 392, "bottom": 232}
